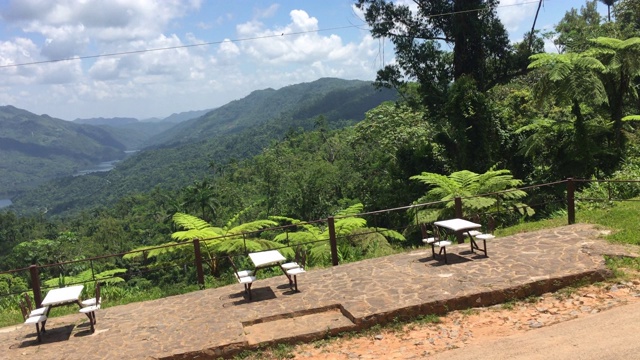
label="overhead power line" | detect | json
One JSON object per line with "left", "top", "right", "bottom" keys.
{"left": 0, "top": 0, "right": 551, "bottom": 70}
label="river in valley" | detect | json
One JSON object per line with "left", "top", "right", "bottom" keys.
{"left": 0, "top": 199, "right": 11, "bottom": 209}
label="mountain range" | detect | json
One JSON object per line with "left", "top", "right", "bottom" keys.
{"left": 3, "top": 78, "right": 397, "bottom": 216}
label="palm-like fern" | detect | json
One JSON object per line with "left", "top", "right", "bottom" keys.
{"left": 43, "top": 268, "right": 126, "bottom": 287}
{"left": 410, "top": 168, "right": 533, "bottom": 223}
{"left": 125, "top": 209, "right": 281, "bottom": 276}
{"left": 271, "top": 203, "right": 405, "bottom": 265}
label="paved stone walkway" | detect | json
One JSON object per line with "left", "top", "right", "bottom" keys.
{"left": 2, "top": 224, "right": 638, "bottom": 360}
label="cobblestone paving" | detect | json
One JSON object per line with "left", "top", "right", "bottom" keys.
{"left": 2, "top": 224, "right": 637, "bottom": 360}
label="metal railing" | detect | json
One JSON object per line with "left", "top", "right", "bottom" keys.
{"left": 2, "top": 177, "right": 639, "bottom": 307}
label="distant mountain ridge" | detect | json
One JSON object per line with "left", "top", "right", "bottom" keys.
{"left": 159, "top": 109, "right": 212, "bottom": 123}
{"left": 145, "top": 78, "right": 388, "bottom": 148}
{"left": 0, "top": 105, "right": 126, "bottom": 196}
{"left": 10, "top": 78, "right": 397, "bottom": 215}
{"left": 73, "top": 117, "right": 138, "bottom": 126}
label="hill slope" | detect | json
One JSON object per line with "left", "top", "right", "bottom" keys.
{"left": 0, "top": 106, "right": 126, "bottom": 196}
{"left": 11, "top": 78, "right": 397, "bottom": 215}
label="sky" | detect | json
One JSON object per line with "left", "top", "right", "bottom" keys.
{"left": 0, "top": 0, "right": 610, "bottom": 121}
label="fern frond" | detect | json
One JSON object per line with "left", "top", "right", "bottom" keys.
{"left": 334, "top": 217, "right": 367, "bottom": 236}
{"left": 172, "top": 228, "right": 222, "bottom": 241}
{"left": 335, "top": 203, "right": 364, "bottom": 217}
{"left": 123, "top": 245, "right": 160, "bottom": 260}
{"left": 172, "top": 212, "right": 211, "bottom": 230}
{"left": 273, "top": 231, "right": 321, "bottom": 244}
{"left": 375, "top": 228, "right": 406, "bottom": 242}
{"left": 226, "top": 220, "right": 278, "bottom": 235}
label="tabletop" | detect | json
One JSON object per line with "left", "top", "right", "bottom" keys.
{"left": 248, "top": 250, "right": 286, "bottom": 268}
{"left": 41, "top": 285, "right": 84, "bottom": 307}
{"left": 434, "top": 218, "right": 481, "bottom": 232}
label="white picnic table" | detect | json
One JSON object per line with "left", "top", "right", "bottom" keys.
{"left": 248, "top": 249, "right": 286, "bottom": 270}
{"left": 40, "top": 284, "right": 84, "bottom": 331}
{"left": 434, "top": 218, "right": 488, "bottom": 257}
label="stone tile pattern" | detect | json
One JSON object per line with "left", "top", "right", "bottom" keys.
{"left": 1, "top": 224, "right": 631, "bottom": 360}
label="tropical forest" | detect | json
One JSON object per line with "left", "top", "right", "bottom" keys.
{"left": 1, "top": 0, "right": 640, "bottom": 324}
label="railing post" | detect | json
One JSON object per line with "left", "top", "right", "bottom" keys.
{"left": 454, "top": 197, "right": 464, "bottom": 243}
{"left": 328, "top": 217, "right": 339, "bottom": 266}
{"left": 567, "top": 178, "right": 575, "bottom": 225}
{"left": 193, "top": 239, "right": 205, "bottom": 289}
{"left": 454, "top": 197, "right": 463, "bottom": 218}
{"left": 29, "top": 265, "right": 42, "bottom": 307}
{"left": 89, "top": 259, "right": 96, "bottom": 282}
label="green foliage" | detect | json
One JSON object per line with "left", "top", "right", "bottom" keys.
{"left": 271, "top": 203, "right": 405, "bottom": 265}
{"left": 577, "top": 160, "right": 640, "bottom": 206}
{"left": 410, "top": 168, "right": 533, "bottom": 222}
{"left": 43, "top": 269, "right": 127, "bottom": 287}
{"left": 11, "top": 79, "right": 396, "bottom": 217}
{"left": 0, "top": 274, "right": 28, "bottom": 295}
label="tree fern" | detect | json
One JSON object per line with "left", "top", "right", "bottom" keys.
{"left": 410, "top": 168, "right": 533, "bottom": 221}
{"left": 271, "top": 203, "right": 405, "bottom": 266}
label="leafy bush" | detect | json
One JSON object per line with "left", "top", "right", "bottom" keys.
{"left": 577, "top": 160, "right": 640, "bottom": 208}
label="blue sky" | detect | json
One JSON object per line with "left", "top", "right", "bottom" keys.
{"left": 0, "top": 0, "right": 609, "bottom": 120}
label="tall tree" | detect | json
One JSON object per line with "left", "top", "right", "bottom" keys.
{"left": 182, "top": 179, "right": 218, "bottom": 223}
{"left": 554, "top": 1, "right": 605, "bottom": 53}
{"left": 354, "top": 0, "right": 510, "bottom": 108}
{"left": 588, "top": 37, "right": 640, "bottom": 154}
{"left": 527, "top": 51, "right": 609, "bottom": 178}
{"left": 599, "top": 0, "right": 617, "bottom": 21}
{"left": 614, "top": 0, "right": 640, "bottom": 36}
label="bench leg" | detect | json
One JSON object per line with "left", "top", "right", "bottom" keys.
{"left": 292, "top": 275, "right": 299, "bottom": 292}
{"left": 35, "top": 323, "right": 42, "bottom": 342}
{"left": 244, "top": 283, "right": 253, "bottom": 301}
{"left": 441, "top": 247, "right": 448, "bottom": 264}
{"left": 88, "top": 312, "right": 96, "bottom": 333}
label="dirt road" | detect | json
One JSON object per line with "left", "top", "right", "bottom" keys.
{"left": 429, "top": 300, "right": 640, "bottom": 360}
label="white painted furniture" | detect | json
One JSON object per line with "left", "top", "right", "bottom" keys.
{"left": 248, "top": 250, "right": 286, "bottom": 270}
{"left": 19, "top": 301, "right": 47, "bottom": 342}
{"left": 23, "top": 292, "right": 49, "bottom": 317}
{"left": 40, "top": 284, "right": 84, "bottom": 331}
{"left": 420, "top": 223, "right": 453, "bottom": 263}
{"left": 435, "top": 218, "right": 488, "bottom": 258}
{"left": 228, "top": 256, "right": 257, "bottom": 300}
{"left": 79, "top": 283, "right": 101, "bottom": 333}
{"left": 41, "top": 285, "right": 84, "bottom": 308}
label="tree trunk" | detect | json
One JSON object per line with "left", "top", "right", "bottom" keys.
{"left": 452, "top": 0, "right": 484, "bottom": 84}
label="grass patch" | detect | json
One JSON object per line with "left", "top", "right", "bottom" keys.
{"left": 605, "top": 256, "right": 640, "bottom": 279}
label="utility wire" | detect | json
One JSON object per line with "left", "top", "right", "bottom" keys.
{"left": 0, "top": 0, "right": 552, "bottom": 70}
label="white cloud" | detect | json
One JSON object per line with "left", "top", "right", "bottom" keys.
{"left": 254, "top": 4, "right": 279, "bottom": 19}
{"left": 238, "top": 10, "right": 349, "bottom": 64}
{"left": 497, "top": 0, "right": 540, "bottom": 36}
{"left": 0, "top": 2, "right": 383, "bottom": 119}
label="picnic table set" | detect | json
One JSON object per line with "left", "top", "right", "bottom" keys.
{"left": 19, "top": 283, "right": 101, "bottom": 342}
{"left": 423, "top": 218, "right": 495, "bottom": 264}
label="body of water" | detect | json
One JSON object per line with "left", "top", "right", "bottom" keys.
{"left": 0, "top": 199, "right": 12, "bottom": 208}
{"left": 74, "top": 150, "right": 138, "bottom": 176}
{"left": 74, "top": 160, "right": 121, "bottom": 176}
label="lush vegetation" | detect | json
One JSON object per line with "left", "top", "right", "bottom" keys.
{"left": 1, "top": 0, "right": 640, "bottom": 327}
{"left": 9, "top": 78, "right": 397, "bottom": 216}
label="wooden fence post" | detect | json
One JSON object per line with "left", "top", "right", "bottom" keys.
{"left": 567, "top": 178, "right": 575, "bottom": 225}
{"left": 29, "top": 265, "right": 42, "bottom": 307}
{"left": 328, "top": 216, "right": 339, "bottom": 266}
{"left": 193, "top": 239, "right": 205, "bottom": 289}
{"left": 454, "top": 197, "right": 463, "bottom": 218}
{"left": 454, "top": 197, "right": 464, "bottom": 243}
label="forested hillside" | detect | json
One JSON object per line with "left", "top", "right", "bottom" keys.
{"left": 144, "top": 78, "right": 391, "bottom": 147}
{"left": 1, "top": 0, "right": 640, "bottom": 304}
{"left": 0, "top": 106, "right": 127, "bottom": 197}
{"left": 9, "top": 78, "right": 397, "bottom": 216}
